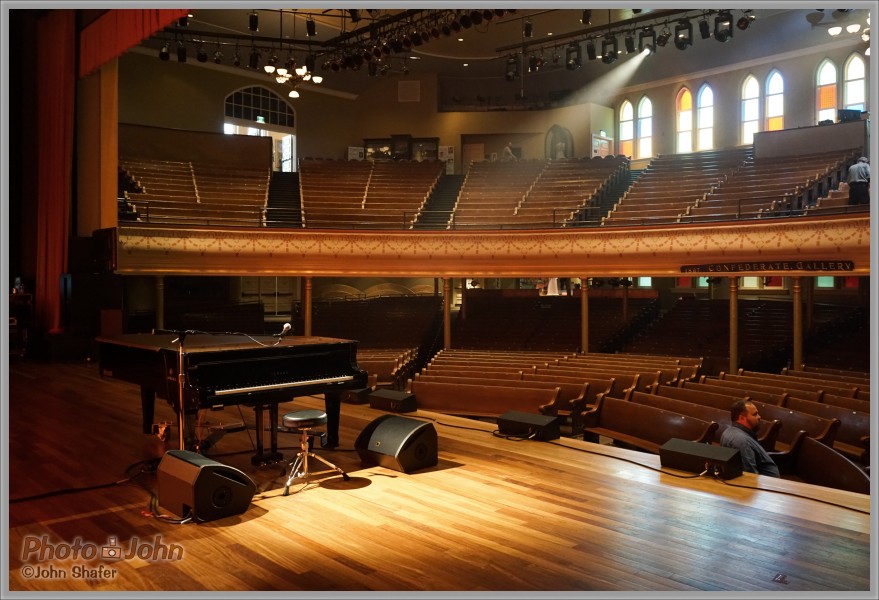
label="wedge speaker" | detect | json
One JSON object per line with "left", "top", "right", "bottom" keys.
{"left": 355, "top": 415, "right": 437, "bottom": 473}
{"left": 659, "top": 438, "right": 743, "bottom": 480}
{"left": 157, "top": 450, "right": 256, "bottom": 522}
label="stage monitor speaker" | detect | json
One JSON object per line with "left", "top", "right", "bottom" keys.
{"left": 157, "top": 450, "right": 256, "bottom": 522}
{"left": 497, "top": 410, "right": 561, "bottom": 441}
{"left": 368, "top": 389, "right": 417, "bottom": 413}
{"left": 355, "top": 415, "right": 437, "bottom": 473}
{"left": 659, "top": 438, "right": 743, "bottom": 480}
{"left": 341, "top": 387, "right": 372, "bottom": 404}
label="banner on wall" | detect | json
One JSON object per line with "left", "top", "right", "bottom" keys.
{"left": 348, "top": 146, "right": 365, "bottom": 160}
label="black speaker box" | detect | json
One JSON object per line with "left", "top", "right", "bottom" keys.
{"left": 341, "top": 387, "right": 372, "bottom": 404}
{"left": 355, "top": 415, "right": 438, "bottom": 473}
{"left": 497, "top": 410, "right": 561, "bottom": 441}
{"left": 368, "top": 389, "right": 417, "bottom": 413}
{"left": 659, "top": 438, "right": 743, "bottom": 480}
{"left": 157, "top": 450, "right": 256, "bottom": 522}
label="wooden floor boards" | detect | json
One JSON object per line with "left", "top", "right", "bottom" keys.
{"left": 5, "top": 359, "right": 873, "bottom": 594}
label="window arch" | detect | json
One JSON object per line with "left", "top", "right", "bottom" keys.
{"left": 843, "top": 53, "right": 866, "bottom": 112}
{"left": 696, "top": 84, "right": 713, "bottom": 151}
{"left": 765, "top": 70, "right": 784, "bottom": 132}
{"left": 816, "top": 59, "right": 838, "bottom": 123}
{"left": 741, "top": 75, "right": 759, "bottom": 145}
{"left": 224, "top": 85, "right": 295, "bottom": 128}
{"left": 619, "top": 100, "right": 634, "bottom": 158}
{"left": 637, "top": 96, "right": 653, "bottom": 158}
{"left": 676, "top": 88, "right": 693, "bottom": 153}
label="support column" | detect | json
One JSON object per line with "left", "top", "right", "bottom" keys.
{"left": 443, "top": 277, "right": 451, "bottom": 350}
{"left": 804, "top": 276, "right": 814, "bottom": 330}
{"left": 729, "top": 276, "right": 739, "bottom": 373}
{"left": 792, "top": 276, "right": 803, "bottom": 370}
{"left": 580, "top": 276, "right": 589, "bottom": 354}
{"left": 622, "top": 278, "right": 629, "bottom": 322}
{"left": 154, "top": 275, "right": 165, "bottom": 330}
{"left": 304, "top": 276, "right": 312, "bottom": 337}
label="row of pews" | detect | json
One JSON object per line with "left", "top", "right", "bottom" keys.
{"left": 399, "top": 349, "right": 869, "bottom": 494}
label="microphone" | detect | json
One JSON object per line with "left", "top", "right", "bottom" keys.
{"left": 277, "top": 322, "right": 292, "bottom": 337}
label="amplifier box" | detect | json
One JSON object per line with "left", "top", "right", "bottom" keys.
{"left": 659, "top": 438, "right": 743, "bottom": 480}
{"left": 497, "top": 411, "right": 560, "bottom": 441}
{"left": 369, "top": 389, "right": 417, "bottom": 413}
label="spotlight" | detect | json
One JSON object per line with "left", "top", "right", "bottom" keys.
{"left": 449, "top": 18, "right": 461, "bottom": 32}
{"left": 348, "top": 9, "right": 361, "bottom": 23}
{"left": 656, "top": 27, "right": 671, "bottom": 47}
{"left": 178, "top": 16, "right": 188, "bottom": 27}
{"left": 460, "top": 13, "right": 472, "bottom": 28}
{"left": 565, "top": 43, "right": 581, "bottom": 70}
{"left": 233, "top": 51, "right": 241, "bottom": 67}
{"left": 196, "top": 46, "right": 208, "bottom": 63}
{"left": 159, "top": 43, "right": 170, "bottom": 61}
{"left": 482, "top": 10, "right": 494, "bottom": 21}
{"left": 470, "top": 11, "right": 483, "bottom": 26}
{"left": 585, "top": 39, "right": 597, "bottom": 60}
{"left": 528, "top": 54, "right": 544, "bottom": 72}
{"left": 213, "top": 50, "right": 223, "bottom": 64}
{"left": 674, "top": 20, "right": 693, "bottom": 50}
{"left": 411, "top": 32, "right": 423, "bottom": 47}
{"left": 639, "top": 28, "right": 656, "bottom": 54}
{"left": 736, "top": 11, "right": 755, "bottom": 30}
{"left": 306, "top": 18, "right": 316, "bottom": 37}
{"left": 625, "top": 33, "right": 636, "bottom": 54}
{"left": 249, "top": 48, "right": 260, "bottom": 69}
{"left": 581, "top": 10, "right": 592, "bottom": 25}
{"left": 524, "top": 20, "right": 533, "bottom": 38}
{"left": 505, "top": 55, "right": 520, "bottom": 81}
{"left": 248, "top": 11, "right": 258, "bottom": 32}
{"left": 441, "top": 23, "right": 452, "bottom": 36}
{"left": 494, "top": 9, "right": 506, "bottom": 18}
{"left": 699, "top": 18, "right": 711, "bottom": 39}
{"left": 714, "top": 12, "right": 733, "bottom": 42}
{"left": 421, "top": 29, "right": 431, "bottom": 43}
{"left": 176, "top": 41, "right": 187, "bottom": 62}
{"left": 601, "top": 36, "right": 618, "bottom": 64}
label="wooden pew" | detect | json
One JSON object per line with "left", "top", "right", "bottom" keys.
{"left": 729, "top": 371, "right": 860, "bottom": 399}
{"left": 581, "top": 396, "right": 718, "bottom": 454}
{"left": 749, "top": 401, "right": 841, "bottom": 453}
{"left": 782, "top": 396, "right": 870, "bottom": 465}
{"left": 701, "top": 375, "right": 819, "bottom": 402}
{"left": 628, "top": 390, "right": 781, "bottom": 450}
{"left": 407, "top": 379, "right": 560, "bottom": 418}
{"left": 773, "top": 435, "right": 870, "bottom": 495}
{"left": 680, "top": 380, "right": 788, "bottom": 406}
{"left": 821, "top": 392, "right": 870, "bottom": 413}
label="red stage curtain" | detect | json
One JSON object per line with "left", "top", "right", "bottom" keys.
{"left": 35, "top": 11, "right": 76, "bottom": 335}
{"left": 79, "top": 9, "right": 189, "bottom": 78}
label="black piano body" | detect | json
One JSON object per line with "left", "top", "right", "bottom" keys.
{"left": 96, "top": 332, "right": 368, "bottom": 464}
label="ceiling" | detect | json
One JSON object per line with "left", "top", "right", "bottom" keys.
{"left": 133, "top": 7, "right": 870, "bottom": 98}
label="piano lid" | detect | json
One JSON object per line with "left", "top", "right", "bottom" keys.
{"left": 96, "top": 333, "right": 361, "bottom": 354}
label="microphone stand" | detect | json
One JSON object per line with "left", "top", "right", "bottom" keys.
{"left": 172, "top": 330, "right": 189, "bottom": 451}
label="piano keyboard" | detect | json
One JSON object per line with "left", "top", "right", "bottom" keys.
{"left": 212, "top": 375, "right": 355, "bottom": 396}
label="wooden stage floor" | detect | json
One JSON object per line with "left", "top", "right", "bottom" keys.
{"left": 6, "top": 360, "right": 874, "bottom": 595}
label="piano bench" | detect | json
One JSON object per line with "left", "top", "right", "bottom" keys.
{"left": 282, "top": 409, "right": 328, "bottom": 430}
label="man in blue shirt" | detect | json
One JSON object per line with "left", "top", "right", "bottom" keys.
{"left": 720, "top": 399, "right": 780, "bottom": 477}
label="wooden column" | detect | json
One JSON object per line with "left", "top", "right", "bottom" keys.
{"left": 792, "top": 276, "right": 803, "bottom": 370}
{"left": 580, "top": 276, "right": 589, "bottom": 354}
{"left": 622, "top": 279, "right": 629, "bottom": 322}
{"left": 303, "top": 276, "right": 312, "bottom": 337}
{"left": 729, "top": 276, "right": 738, "bottom": 373}
{"left": 154, "top": 275, "right": 165, "bottom": 330}
{"left": 443, "top": 277, "right": 452, "bottom": 350}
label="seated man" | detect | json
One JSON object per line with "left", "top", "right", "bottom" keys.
{"left": 720, "top": 399, "right": 780, "bottom": 477}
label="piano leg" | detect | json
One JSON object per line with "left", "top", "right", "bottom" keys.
{"left": 251, "top": 403, "right": 284, "bottom": 466}
{"left": 324, "top": 391, "right": 341, "bottom": 448}
{"left": 140, "top": 387, "right": 156, "bottom": 434}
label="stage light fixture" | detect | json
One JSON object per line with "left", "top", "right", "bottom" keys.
{"left": 306, "top": 18, "right": 316, "bottom": 37}
{"left": 714, "top": 12, "right": 734, "bottom": 42}
{"left": 581, "top": 10, "right": 592, "bottom": 25}
{"left": 248, "top": 11, "right": 258, "bottom": 32}
{"left": 264, "top": 53, "right": 277, "bottom": 73}
{"left": 601, "top": 36, "right": 618, "bottom": 64}
{"left": 585, "top": 39, "right": 597, "bottom": 60}
{"left": 249, "top": 48, "right": 261, "bottom": 69}
{"left": 505, "top": 55, "right": 520, "bottom": 81}
{"left": 737, "top": 11, "right": 755, "bottom": 30}
{"left": 482, "top": 10, "right": 494, "bottom": 21}
{"left": 470, "top": 11, "right": 483, "bottom": 26}
{"left": 460, "top": 12, "right": 472, "bottom": 28}
{"left": 674, "top": 20, "right": 693, "bottom": 50}
{"left": 159, "top": 43, "right": 170, "bottom": 61}
{"left": 233, "top": 51, "right": 241, "bottom": 67}
{"left": 213, "top": 50, "right": 223, "bottom": 64}
{"left": 196, "top": 46, "right": 207, "bottom": 63}
{"left": 625, "top": 33, "right": 636, "bottom": 54}
{"left": 565, "top": 43, "right": 581, "bottom": 70}
{"left": 699, "top": 18, "right": 711, "bottom": 39}
{"left": 176, "top": 41, "right": 187, "bottom": 63}
{"left": 656, "top": 26, "right": 671, "bottom": 47}
{"left": 524, "top": 20, "right": 533, "bottom": 38}
{"left": 348, "top": 9, "right": 361, "bottom": 23}
{"left": 639, "top": 28, "right": 656, "bottom": 54}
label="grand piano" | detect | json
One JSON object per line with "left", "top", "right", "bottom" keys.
{"left": 96, "top": 332, "right": 369, "bottom": 464}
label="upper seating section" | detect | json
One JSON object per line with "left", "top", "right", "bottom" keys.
{"left": 299, "top": 158, "right": 444, "bottom": 229}
{"left": 448, "top": 156, "right": 628, "bottom": 229}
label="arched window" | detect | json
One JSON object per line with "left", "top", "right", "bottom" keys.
{"left": 676, "top": 88, "right": 693, "bottom": 153}
{"left": 224, "top": 86, "right": 296, "bottom": 172}
{"left": 696, "top": 84, "right": 713, "bottom": 151}
{"left": 843, "top": 53, "right": 866, "bottom": 111}
{"left": 637, "top": 96, "right": 653, "bottom": 158}
{"left": 741, "top": 75, "right": 759, "bottom": 145}
{"left": 619, "top": 100, "right": 634, "bottom": 158}
{"left": 765, "top": 70, "right": 784, "bottom": 131}
{"left": 816, "top": 59, "right": 838, "bottom": 123}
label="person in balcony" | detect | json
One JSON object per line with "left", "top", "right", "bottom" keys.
{"left": 846, "top": 156, "right": 870, "bottom": 206}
